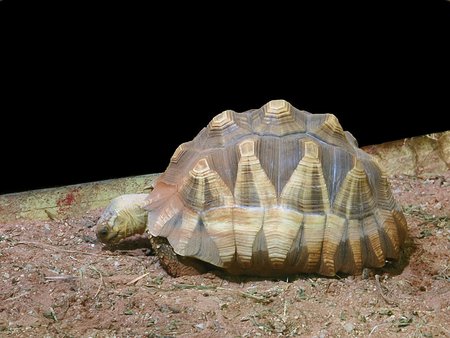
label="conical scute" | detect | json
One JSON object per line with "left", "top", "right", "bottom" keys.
{"left": 307, "top": 113, "right": 349, "bottom": 148}
{"left": 202, "top": 207, "right": 235, "bottom": 267}
{"left": 209, "top": 110, "right": 236, "bottom": 131}
{"left": 321, "top": 160, "right": 379, "bottom": 274}
{"left": 265, "top": 99, "right": 293, "bottom": 119}
{"left": 321, "top": 213, "right": 387, "bottom": 274}
{"left": 252, "top": 99, "right": 306, "bottom": 136}
{"left": 233, "top": 139, "right": 276, "bottom": 267}
{"left": 332, "top": 160, "right": 376, "bottom": 219}
{"left": 179, "top": 158, "right": 234, "bottom": 212}
{"left": 233, "top": 206, "right": 264, "bottom": 268}
{"left": 175, "top": 158, "right": 236, "bottom": 266}
{"left": 166, "top": 208, "right": 200, "bottom": 257}
{"left": 319, "top": 214, "right": 347, "bottom": 276}
{"left": 286, "top": 214, "right": 326, "bottom": 272}
{"left": 159, "top": 203, "right": 235, "bottom": 268}
{"left": 339, "top": 219, "right": 363, "bottom": 274}
{"left": 376, "top": 174, "right": 408, "bottom": 245}
{"left": 146, "top": 182, "right": 183, "bottom": 237}
{"left": 374, "top": 208, "right": 401, "bottom": 260}
{"left": 170, "top": 142, "right": 189, "bottom": 164}
{"left": 392, "top": 208, "right": 408, "bottom": 245}
{"left": 376, "top": 174, "right": 397, "bottom": 210}
{"left": 360, "top": 215, "right": 385, "bottom": 268}
{"left": 206, "top": 109, "right": 252, "bottom": 147}
{"left": 234, "top": 139, "right": 276, "bottom": 207}
{"left": 250, "top": 228, "right": 270, "bottom": 268}
{"left": 280, "top": 140, "right": 330, "bottom": 213}
{"left": 164, "top": 141, "right": 196, "bottom": 184}
{"left": 183, "top": 217, "right": 223, "bottom": 267}
{"left": 156, "top": 158, "right": 235, "bottom": 266}
{"left": 262, "top": 207, "right": 304, "bottom": 268}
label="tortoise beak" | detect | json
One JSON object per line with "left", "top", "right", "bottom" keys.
{"left": 96, "top": 224, "right": 119, "bottom": 244}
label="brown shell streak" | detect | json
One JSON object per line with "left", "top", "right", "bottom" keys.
{"left": 145, "top": 100, "right": 407, "bottom": 276}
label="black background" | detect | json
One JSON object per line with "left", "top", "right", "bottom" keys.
{"left": 1, "top": 1, "right": 449, "bottom": 194}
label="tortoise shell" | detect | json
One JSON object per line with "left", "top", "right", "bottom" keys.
{"left": 145, "top": 100, "right": 407, "bottom": 276}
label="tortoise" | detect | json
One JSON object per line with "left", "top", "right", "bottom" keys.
{"left": 96, "top": 99, "right": 407, "bottom": 277}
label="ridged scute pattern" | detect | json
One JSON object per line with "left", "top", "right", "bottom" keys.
{"left": 145, "top": 100, "right": 407, "bottom": 276}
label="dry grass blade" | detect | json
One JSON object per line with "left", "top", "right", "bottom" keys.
{"left": 126, "top": 272, "right": 150, "bottom": 286}
{"left": 44, "top": 209, "right": 60, "bottom": 221}
{"left": 240, "top": 291, "right": 273, "bottom": 304}
{"left": 368, "top": 322, "right": 390, "bottom": 337}
{"left": 5, "top": 292, "right": 30, "bottom": 302}
{"left": 15, "top": 241, "right": 101, "bottom": 256}
{"left": 45, "top": 275, "right": 79, "bottom": 281}
{"left": 375, "top": 274, "right": 397, "bottom": 306}
{"left": 433, "top": 264, "right": 450, "bottom": 281}
{"left": 13, "top": 241, "right": 142, "bottom": 261}
{"left": 173, "top": 283, "right": 217, "bottom": 290}
{"left": 89, "top": 266, "right": 104, "bottom": 298}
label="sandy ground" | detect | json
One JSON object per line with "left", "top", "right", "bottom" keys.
{"left": 0, "top": 173, "right": 449, "bottom": 337}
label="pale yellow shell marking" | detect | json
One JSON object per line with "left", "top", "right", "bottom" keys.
{"left": 171, "top": 143, "right": 187, "bottom": 163}
{"left": 361, "top": 215, "right": 385, "bottom": 267}
{"left": 374, "top": 208, "right": 401, "bottom": 258}
{"left": 233, "top": 139, "right": 277, "bottom": 266}
{"left": 180, "top": 158, "right": 234, "bottom": 211}
{"left": 238, "top": 139, "right": 255, "bottom": 157}
{"left": 265, "top": 99, "right": 292, "bottom": 119}
{"left": 393, "top": 209, "right": 408, "bottom": 243}
{"left": 252, "top": 99, "right": 306, "bottom": 136}
{"left": 262, "top": 207, "right": 303, "bottom": 267}
{"left": 280, "top": 140, "right": 330, "bottom": 213}
{"left": 346, "top": 219, "right": 363, "bottom": 273}
{"left": 332, "top": 160, "right": 376, "bottom": 218}
{"left": 319, "top": 214, "right": 347, "bottom": 275}
{"left": 235, "top": 139, "right": 276, "bottom": 207}
{"left": 202, "top": 207, "right": 235, "bottom": 266}
{"left": 322, "top": 114, "right": 346, "bottom": 139}
{"left": 278, "top": 140, "right": 330, "bottom": 270}
{"left": 193, "top": 158, "right": 210, "bottom": 174}
{"left": 210, "top": 110, "right": 235, "bottom": 131}
{"left": 308, "top": 113, "right": 349, "bottom": 148}
{"left": 300, "top": 214, "right": 327, "bottom": 272}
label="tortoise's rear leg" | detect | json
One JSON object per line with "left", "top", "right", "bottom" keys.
{"left": 150, "top": 237, "right": 213, "bottom": 277}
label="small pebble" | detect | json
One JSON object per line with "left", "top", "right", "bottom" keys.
{"left": 194, "top": 323, "right": 205, "bottom": 330}
{"left": 343, "top": 322, "right": 354, "bottom": 333}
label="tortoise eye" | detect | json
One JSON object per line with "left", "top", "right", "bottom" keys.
{"left": 98, "top": 227, "right": 108, "bottom": 237}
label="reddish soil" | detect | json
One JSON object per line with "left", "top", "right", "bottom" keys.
{"left": 0, "top": 173, "right": 449, "bottom": 337}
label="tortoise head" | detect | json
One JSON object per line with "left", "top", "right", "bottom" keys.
{"left": 96, "top": 194, "right": 149, "bottom": 245}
